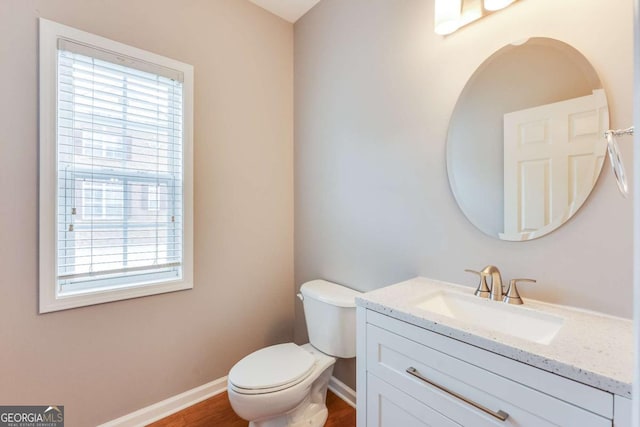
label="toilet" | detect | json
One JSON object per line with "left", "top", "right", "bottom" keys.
{"left": 227, "top": 280, "right": 360, "bottom": 427}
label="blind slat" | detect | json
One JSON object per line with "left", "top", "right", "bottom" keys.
{"left": 58, "top": 38, "right": 183, "bottom": 82}
{"left": 57, "top": 167, "right": 181, "bottom": 182}
{"left": 59, "top": 241, "right": 182, "bottom": 250}
{"left": 59, "top": 115, "right": 181, "bottom": 135}
{"left": 59, "top": 105, "right": 181, "bottom": 128}
{"left": 58, "top": 146, "right": 182, "bottom": 163}
{"left": 59, "top": 160, "right": 182, "bottom": 174}
{"left": 58, "top": 58, "right": 179, "bottom": 90}
{"left": 58, "top": 75, "right": 180, "bottom": 103}
{"left": 58, "top": 70, "right": 182, "bottom": 106}
{"left": 58, "top": 126, "right": 182, "bottom": 148}
{"left": 58, "top": 83, "right": 182, "bottom": 114}
{"left": 58, "top": 262, "right": 182, "bottom": 281}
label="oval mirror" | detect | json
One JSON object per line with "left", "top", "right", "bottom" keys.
{"left": 447, "top": 37, "right": 609, "bottom": 241}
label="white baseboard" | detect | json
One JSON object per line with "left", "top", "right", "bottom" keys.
{"left": 97, "top": 376, "right": 228, "bottom": 427}
{"left": 98, "top": 375, "right": 356, "bottom": 426}
{"left": 328, "top": 376, "right": 357, "bottom": 408}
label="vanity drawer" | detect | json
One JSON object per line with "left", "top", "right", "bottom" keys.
{"left": 366, "top": 323, "right": 611, "bottom": 427}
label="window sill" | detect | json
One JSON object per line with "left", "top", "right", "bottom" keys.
{"left": 39, "top": 279, "right": 193, "bottom": 313}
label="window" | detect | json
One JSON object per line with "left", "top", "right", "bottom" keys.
{"left": 39, "top": 19, "right": 193, "bottom": 313}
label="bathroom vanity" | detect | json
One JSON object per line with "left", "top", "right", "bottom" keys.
{"left": 355, "top": 278, "right": 633, "bottom": 427}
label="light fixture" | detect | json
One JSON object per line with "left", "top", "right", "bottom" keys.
{"left": 434, "top": 0, "right": 462, "bottom": 35}
{"left": 483, "top": 0, "right": 516, "bottom": 11}
{"left": 459, "top": 0, "right": 483, "bottom": 27}
{"left": 434, "top": 0, "right": 519, "bottom": 35}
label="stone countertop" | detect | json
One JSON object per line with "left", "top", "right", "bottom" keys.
{"left": 356, "top": 277, "right": 633, "bottom": 398}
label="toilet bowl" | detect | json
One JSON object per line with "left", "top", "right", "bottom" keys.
{"left": 228, "top": 343, "right": 335, "bottom": 427}
{"left": 227, "top": 280, "right": 360, "bottom": 427}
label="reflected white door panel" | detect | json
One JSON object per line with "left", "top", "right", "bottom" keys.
{"left": 502, "top": 89, "right": 608, "bottom": 240}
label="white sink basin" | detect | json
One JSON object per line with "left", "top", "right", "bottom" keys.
{"left": 415, "top": 291, "right": 564, "bottom": 345}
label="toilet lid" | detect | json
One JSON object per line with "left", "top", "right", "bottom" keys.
{"left": 228, "top": 343, "right": 315, "bottom": 391}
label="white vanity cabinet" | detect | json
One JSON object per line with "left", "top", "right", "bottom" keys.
{"left": 356, "top": 308, "right": 631, "bottom": 427}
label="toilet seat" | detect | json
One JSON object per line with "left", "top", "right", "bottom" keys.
{"left": 228, "top": 343, "right": 316, "bottom": 395}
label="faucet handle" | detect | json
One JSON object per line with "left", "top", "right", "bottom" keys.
{"left": 465, "top": 269, "right": 491, "bottom": 299}
{"left": 503, "top": 278, "right": 536, "bottom": 305}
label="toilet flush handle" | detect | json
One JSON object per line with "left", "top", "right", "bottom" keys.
{"left": 296, "top": 293, "right": 304, "bottom": 301}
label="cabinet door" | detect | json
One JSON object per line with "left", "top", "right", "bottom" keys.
{"left": 614, "top": 396, "right": 632, "bottom": 427}
{"left": 367, "top": 374, "right": 461, "bottom": 427}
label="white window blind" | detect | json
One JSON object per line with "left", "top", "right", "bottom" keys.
{"left": 56, "top": 39, "right": 184, "bottom": 293}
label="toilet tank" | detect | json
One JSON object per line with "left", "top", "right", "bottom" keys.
{"left": 299, "top": 280, "right": 361, "bottom": 358}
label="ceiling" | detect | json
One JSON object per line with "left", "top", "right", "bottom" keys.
{"left": 248, "top": 0, "right": 322, "bottom": 22}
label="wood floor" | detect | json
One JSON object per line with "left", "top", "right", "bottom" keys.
{"left": 148, "top": 390, "right": 356, "bottom": 427}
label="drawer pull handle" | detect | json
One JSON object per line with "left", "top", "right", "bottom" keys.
{"left": 406, "top": 367, "right": 509, "bottom": 422}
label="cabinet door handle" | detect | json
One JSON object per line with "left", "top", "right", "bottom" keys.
{"left": 406, "top": 367, "right": 509, "bottom": 422}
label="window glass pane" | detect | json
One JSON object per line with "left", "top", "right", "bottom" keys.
{"left": 148, "top": 185, "right": 159, "bottom": 211}
{"left": 56, "top": 46, "right": 183, "bottom": 292}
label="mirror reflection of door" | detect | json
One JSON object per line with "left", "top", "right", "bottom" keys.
{"left": 446, "top": 37, "right": 609, "bottom": 241}
{"left": 501, "top": 89, "right": 608, "bottom": 240}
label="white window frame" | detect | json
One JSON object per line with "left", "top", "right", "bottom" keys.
{"left": 39, "top": 18, "right": 194, "bottom": 313}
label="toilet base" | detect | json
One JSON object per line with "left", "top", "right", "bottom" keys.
{"left": 249, "top": 405, "right": 327, "bottom": 427}
{"left": 246, "top": 357, "right": 334, "bottom": 427}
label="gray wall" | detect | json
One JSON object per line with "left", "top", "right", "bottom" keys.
{"left": 0, "top": 1, "right": 293, "bottom": 425}
{"left": 294, "top": 0, "right": 633, "bottom": 389}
